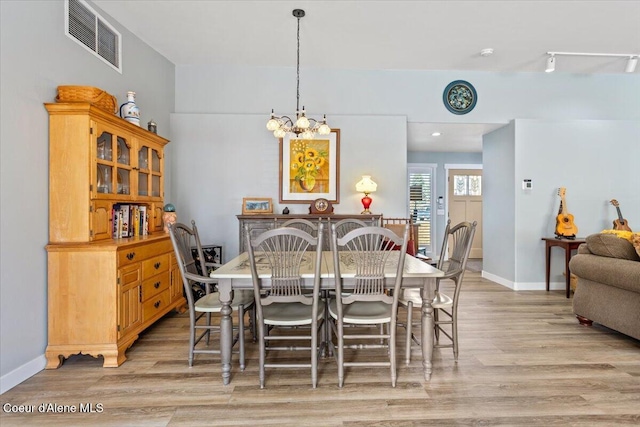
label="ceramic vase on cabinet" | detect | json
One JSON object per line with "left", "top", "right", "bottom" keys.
{"left": 119, "top": 91, "right": 140, "bottom": 126}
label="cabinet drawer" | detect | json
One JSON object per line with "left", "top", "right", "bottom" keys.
{"left": 141, "top": 253, "right": 170, "bottom": 279}
{"left": 141, "top": 273, "right": 169, "bottom": 301}
{"left": 118, "top": 239, "right": 173, "bottom": 267}
{"left": 142, "top": 289, "right": 170, "bottom": 321}
{"left": 119, "top": 264, "right": 141, "bottom": 286}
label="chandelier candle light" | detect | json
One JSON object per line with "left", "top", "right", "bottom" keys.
{"left": 266, "top": 9, "right": 331, "bottom": 139}
{"left": 356, "top": 175, "right": 377, "bottom": 214}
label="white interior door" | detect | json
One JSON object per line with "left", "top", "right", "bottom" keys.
{"left": 448, "top": 168, "right": 483, "bottom": 258}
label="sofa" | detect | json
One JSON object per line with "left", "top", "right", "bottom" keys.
{"left": 569, "top": 232, "right": 640, "bottom": 340}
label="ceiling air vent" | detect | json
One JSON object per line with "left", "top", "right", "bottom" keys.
{"left": 65, "top": 0, "right": 122, "bottom": 73}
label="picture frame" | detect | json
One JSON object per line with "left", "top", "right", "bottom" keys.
{"left": 242, "top": 197, "right": 273, "bottom": 214}
{"left": 279, "top": 129, "right": 340, "bottom": 203}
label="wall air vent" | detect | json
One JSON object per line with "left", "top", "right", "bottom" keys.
{"left": 65, "top": 0, "right": 122, "bottom": 73}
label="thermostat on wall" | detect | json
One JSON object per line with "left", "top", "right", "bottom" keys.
{"left": 522, "top": 179, "right": 532, "bottom": 190}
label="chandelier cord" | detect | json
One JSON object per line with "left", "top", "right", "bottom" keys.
{"left": 266, "top": 9, "right": 330, "bottom": 138}
{"left": 296, "top": 14, "right": 301, "bottom": 114}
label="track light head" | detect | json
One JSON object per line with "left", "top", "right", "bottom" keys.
{"left": 545, "top": 55, "right": 556, "bottom": 73}
{"left": 626, "top": 56, "right": 638, "bottom": 73}
{"left": 546, "top": 51, "right": 640, "bottom": 73}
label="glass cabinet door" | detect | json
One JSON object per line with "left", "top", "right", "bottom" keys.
{"left": 96, "top": 131, "right": 114, "bottom": 194}
{"left": 96, "top": 131, "right": 113, "bottom": 162}
{"left": 97, "top": 163, "right": 112, "bottom": 194}
{"left": 95, "top": 127, "right": 132, "bottom": 198}
{"left": 137, "top": 145, "right": 163, "bottom": 199}
{"left": 138, "top": 146, "right": 149, "bottom": 196}
{"left": 116, "top": 137, "right": 131, "bottom": 195}
{"left": 151, "top": 149, "right": 161, "bottom": 197}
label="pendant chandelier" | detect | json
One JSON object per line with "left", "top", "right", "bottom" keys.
{"left": 266, "top": 9, "right": 331, "bottom": 139}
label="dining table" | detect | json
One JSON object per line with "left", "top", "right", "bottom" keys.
{"left": 210, "top": 251, "right": 444, "bottom": 385}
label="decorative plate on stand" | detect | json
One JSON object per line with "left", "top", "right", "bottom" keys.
{"left": 443, "top": 80, "right": 477, "bottom": 115}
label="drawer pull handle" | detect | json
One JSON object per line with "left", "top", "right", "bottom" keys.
{"left": 154, "top": 282, "right": 160, "bottom": 289}
{"left": 154, "top": 301, "right": 161, "bottom": 309}
{"left": 154, "top": 262, "right": 161, "bottom": 269}
{"left": 126, "top": 252, "right": 136, "bottom": 260}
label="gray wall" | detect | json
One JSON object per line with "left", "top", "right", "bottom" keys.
{"left": 174, "top": 64, "right": 638, "bottom": 290}
{"left": 170, "top": 114, "right": 408, "bottom": 258}
{"left": 513, "top": 119, "right": 640, "bottom": 286}
{"left": 482, "top": 119, "right": 640, "bottom": 289}
{"left": 176, "top": 65, "right": 639, "bottom": 122}
{"left": 0, "top": 0, "right": 174, "bottom": 392}
{"left": 483, "top": 123, "right": 517, "bottom": 281}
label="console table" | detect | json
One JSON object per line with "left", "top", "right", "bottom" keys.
{"left": 542, "top": 237, "right": 586, "bottom": 298}
{"left": 237, "top": 214, "right": 382, "bottom": 253}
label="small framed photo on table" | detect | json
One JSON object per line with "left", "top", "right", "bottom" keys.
{"left": 242, "top": 197, "right": 274, "bottom": 215}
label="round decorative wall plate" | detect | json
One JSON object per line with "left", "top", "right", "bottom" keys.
{"left": 443, "top": 80, "right": 477, "bottom": 115}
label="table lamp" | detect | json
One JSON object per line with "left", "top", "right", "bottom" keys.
{"left": 355, "top": 175, "right": 377, "bottom": 214}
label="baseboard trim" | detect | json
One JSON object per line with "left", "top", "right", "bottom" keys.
{"left": 482, "top": 271, "right": 514, "bottom": 289}
{"left": 481, "top": 271, "right": 567, "bottom": 292}
{"left": 0, "top": 354, "right": 46, "bottom": 394}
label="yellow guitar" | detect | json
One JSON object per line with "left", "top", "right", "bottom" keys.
{"left": 556, "top": 187, "right": 578, "bottom": 238}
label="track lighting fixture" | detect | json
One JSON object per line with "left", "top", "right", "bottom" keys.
{"left": 545, "top": 51, "right": 639, "bottom": 73}
{"left": 545, "top": 55, "right": 556, "bottom": 73}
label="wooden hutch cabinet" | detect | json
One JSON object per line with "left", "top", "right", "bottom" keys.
{"left": 44, "top": 103, "right": 185, "bottom": 369}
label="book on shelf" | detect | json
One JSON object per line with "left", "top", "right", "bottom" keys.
{"left": 112, "top": 204, "right": 120, "bottom": 239}
{"left": 111, "top": 204, "right": 149, "bottom": 238}
{"left": 120, "top": 205, "right": 130, "bottom": 238}
{"left": 132, "top": 205, "right": 139, "bottom": 238}
{"left": 139, "top": 205, "right": 148, "bottom": 235}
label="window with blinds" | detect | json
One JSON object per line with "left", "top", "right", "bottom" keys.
{"left": 66, "top": 0, "right": 122, "bottom": 73}
{"left": 408, "top": 166, "right": 435, "bottom": 257}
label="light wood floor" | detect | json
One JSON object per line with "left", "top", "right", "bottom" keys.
{"left": 2, "top": 271, "right": 639, "bottom": 426}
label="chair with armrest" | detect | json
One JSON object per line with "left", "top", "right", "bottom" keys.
{"left": 328, "top": 224, "right": 409, "bottom": 387}
{"left": 246, "top": 222, "right": 325, "bottom": 388}
{"left": 398, "top": 220, "right": 477, "bottom": 364}
{"left": 168, "top": 221, "right": 255, "bottom": 369}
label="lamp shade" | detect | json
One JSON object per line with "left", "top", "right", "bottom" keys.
{"left": 355, "top": 175, "right": 377, "bottom": 194}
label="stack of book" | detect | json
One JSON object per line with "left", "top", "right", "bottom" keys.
{"left": 112, "top": 204, "right": 149, "bottom": 238}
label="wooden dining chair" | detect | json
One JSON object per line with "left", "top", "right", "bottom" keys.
{"left": 278, "top": 218, "right": 321, "bottom": 250}
{"left": 331, "top": 218, "right": 368, "bottom": 238}
{"left": 398, "top": 220, "right": 477, "bottom": 364}
{"left": 328, "top": 224, "right": 409, "bottom": 387}
{"left": 279, "top": 218, "right": 319, "bottom": 237}
{"left": 168, "top": 221, "right": 255, "bottom": 369}
{"left": 246, "top": 223, "right": 325, "bottom": 388}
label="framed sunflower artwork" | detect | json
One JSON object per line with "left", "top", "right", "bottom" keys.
{"left": 279, "top": 129, "right": 340, "bottom": 203}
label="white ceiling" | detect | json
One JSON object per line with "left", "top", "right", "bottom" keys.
{"left": 93, "top": 0, "right": 640, "bottom": 152}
